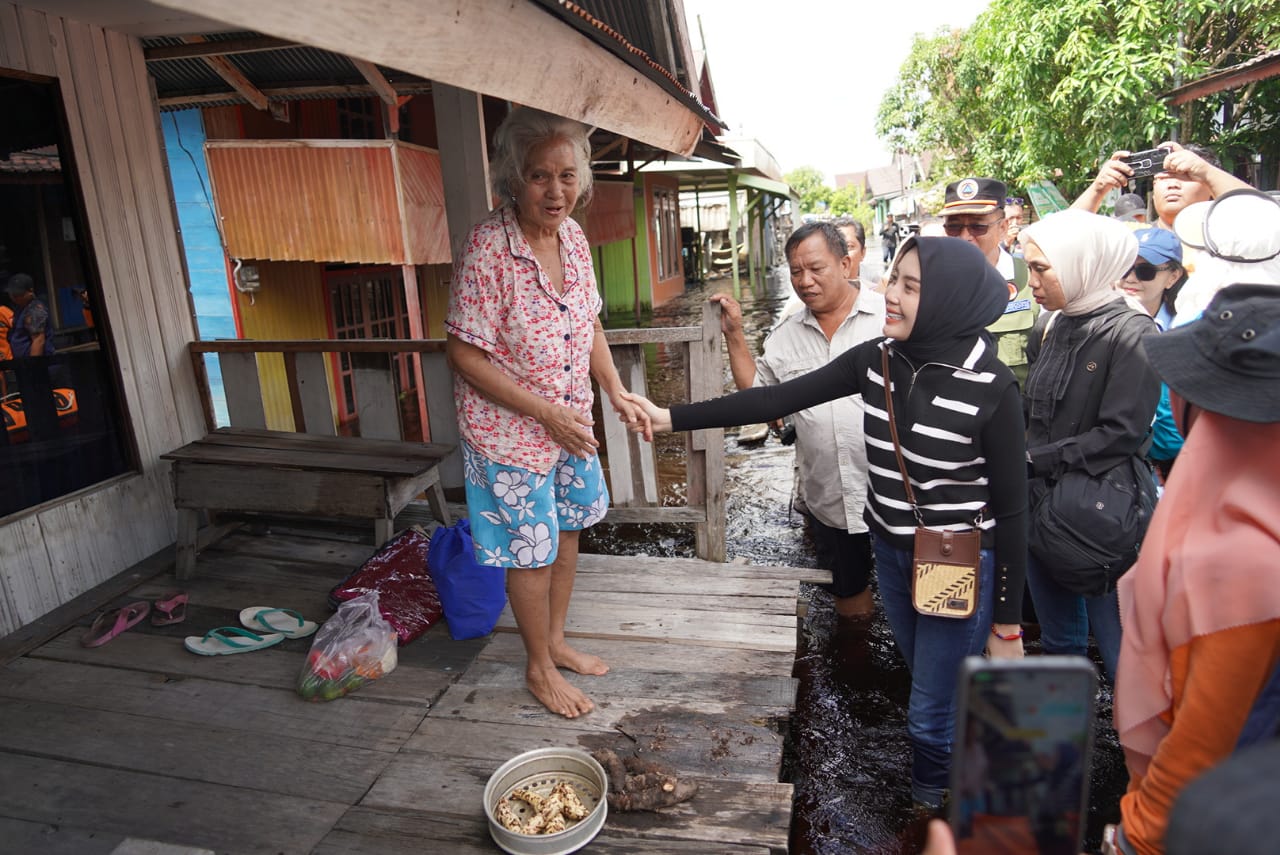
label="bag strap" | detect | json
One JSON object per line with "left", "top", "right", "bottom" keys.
{"left": 881, "top": 346, "right": 924, "bottom": 525}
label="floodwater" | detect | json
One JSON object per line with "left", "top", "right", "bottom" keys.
{"left": 585, "top": 266, "right": 1126, "bottom": 854}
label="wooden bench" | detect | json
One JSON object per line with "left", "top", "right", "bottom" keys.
{"left": 161, "top": 427, "right": 453, "bottom": 578}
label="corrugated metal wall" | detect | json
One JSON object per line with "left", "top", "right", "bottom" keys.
{"left": 205, "top": 140, "right": 450, "bottom": 265}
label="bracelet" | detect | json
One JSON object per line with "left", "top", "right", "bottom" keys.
{"left": 991, "top": 626, "right": 1024, "bottom": 641}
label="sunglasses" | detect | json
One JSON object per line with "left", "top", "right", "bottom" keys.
{"left": 943, "top": 217, "right": 1005, "bottom": 237}
{"left": 1124, "top": 262, "right": 1175, "bottom": 281}
{"left": 1005, "top": 196, "right": 1025, "bottom": 206}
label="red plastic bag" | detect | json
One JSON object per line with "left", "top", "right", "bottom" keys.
{"left": 329, "top": 526, "right": 443, "bottom": 645}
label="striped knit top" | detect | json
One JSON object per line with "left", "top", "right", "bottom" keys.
{"left": 673, "top": 336, "right": 1028, "bottom": 624}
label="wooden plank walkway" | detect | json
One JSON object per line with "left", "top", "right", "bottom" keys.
{"left": 0, "top": 523, "right": 825, "bottom": 854}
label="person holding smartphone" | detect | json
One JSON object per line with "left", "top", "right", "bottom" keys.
{"left": 623, "top": 236, "right": 1029, "bottom": 812}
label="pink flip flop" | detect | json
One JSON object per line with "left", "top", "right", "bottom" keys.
{"left": 81, "top": 601, "right": 151, "bottom": 648}
{"left": 152, "top": 591, "right": 188, "bottom": 626}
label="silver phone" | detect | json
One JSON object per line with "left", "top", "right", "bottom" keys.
{"left": 949, "top": 656, "right": 1097, "bottom": 854}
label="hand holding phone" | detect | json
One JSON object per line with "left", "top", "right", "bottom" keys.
{"left": 949, "top": 656, "right": 1097, "bottom": 854}
{"left": 1122, "top": 147, "right": 1171, "bottom": 179}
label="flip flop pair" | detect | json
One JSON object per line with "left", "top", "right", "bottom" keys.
{"left": 182, "top": 607, "right": 318, "bottom": 656}
{"left": 81, "top": 601, "right": 150, "bottom": 648}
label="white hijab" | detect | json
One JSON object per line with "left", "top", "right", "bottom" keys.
{"left": 1020, "top": 210, "right": 1139, "bottom": 317}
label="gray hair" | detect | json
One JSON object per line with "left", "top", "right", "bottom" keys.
{"left": 830, "top": 216, "right": 866, "bottom": 250}
{"left": 490, "top": 107, "right": 594, "bottom": 209}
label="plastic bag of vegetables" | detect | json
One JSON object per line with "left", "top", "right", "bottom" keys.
{"left": 297, "top": 591, "right": 397, "bottom": 701}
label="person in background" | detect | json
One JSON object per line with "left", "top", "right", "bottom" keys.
{"left": 1071, "top": 142, "right": 1249, "bottom": 266}
{"left": 4, "top": 274, "right": 54, "bottom": 358}
{"left": 1120, "top": 229, "right": 1188, "bottom": 480}
{"left": 625, "top": 236, "right": 1029, "bottom": 812}
{"left": 1019, "top": 211, "right": 1160, "bottom": 682}
{"left": 1110, "top": 284, "right": 1280, "bottom": 855}
{"left": 880, "top": 213, "right": 899, "bottom": 265}
{"left": 1113, "top": 192, "right": 1148, "bottom": 224}
{"left": 711, "top": 221, "right": 885, "bottom": 619}
{"left": 941, "top": 177, "right": 1038, "bottom": 387}
{"left": 1002, "top": 195, "right": 1026, "bottom": 255}
{"left": 444, "top": 106, "right": 647, "bottom": 719}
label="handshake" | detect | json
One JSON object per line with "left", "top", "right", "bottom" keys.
{"left": 616, "top": 391, "right": 670, "bottom": 441}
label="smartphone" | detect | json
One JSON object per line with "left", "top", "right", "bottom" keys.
{"left": 949, "top": 656, "right": 1097, "bottom": 855}
{"left": 1123, "top": 147, "right": 1170, "bottom": 179}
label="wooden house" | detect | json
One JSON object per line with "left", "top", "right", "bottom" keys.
{"left": 0, "top": 0, "right": 724, "bottom": 635}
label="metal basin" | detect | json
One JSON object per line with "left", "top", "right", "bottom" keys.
{"left": 484, "top": 747, "right": 608, "bottom": 855}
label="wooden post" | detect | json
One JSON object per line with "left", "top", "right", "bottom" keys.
{"left": 747, "top": 188, "right": 758, "bottom": 293}
{"left": 432, "top": 82, "right": 491, "bottom": 262}
{"left": 400, "top": 264, "right": 430, "bottom": 441}
{"left": 687, "top": 301, "right": 726, "bottom": 562}
{"left": 728, "top": 173, "right": 741, "bottom": 299}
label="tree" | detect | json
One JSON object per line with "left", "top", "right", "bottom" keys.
{"left": 784, "top": 166, "right": 831, "bottom": 214}
{"left": 827, "top": 182, "right": 875, "bottom": 227}
{"left": 877, "top": 1, "right": 1280, "bottom": 198}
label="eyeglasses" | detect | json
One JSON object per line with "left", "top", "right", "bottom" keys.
{"left": 943, "top": 217, "right": 1006, "bottom": 237}
{"left": 1005, "top": 197, "right": 1025, "bottom": 206}
{"left": 1124, "top": 262, "right": 1175, "bottom": 281}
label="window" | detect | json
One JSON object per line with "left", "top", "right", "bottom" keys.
{"left": 326, "top": 267, "right": 418, "bottom": 434}
{"left": 652, "top": 186, "right": 681, "bottom": 280}
{"left": 336, "top": 97, "right": 380, "bottom": 140}
{"left": 1, "top": 74, "right": 133, "bottom": 518}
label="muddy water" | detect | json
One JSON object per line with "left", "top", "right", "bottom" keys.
{"left": 585, "top": 268, "right": 1125, "bottom": 854}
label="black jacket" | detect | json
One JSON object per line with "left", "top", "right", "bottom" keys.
{"left": 1024, "top": 301, "right": 1160, "bottom": 479}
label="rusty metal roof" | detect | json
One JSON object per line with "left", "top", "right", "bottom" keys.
{"left": 141, "top": 3, "right": 721, "bottom": 133}
{"left": 144, "top": 32, "right": 428, "bottom": 109}
{"left": 1163, "top": 48, "right": 1280, "bottom": 106}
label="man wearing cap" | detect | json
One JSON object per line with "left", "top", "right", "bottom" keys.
{"left": 1113, "top": 193, "right": 1148, "bottom": 224}
{"left": 940, "top": 177, "right": 1038, "bottom": 387}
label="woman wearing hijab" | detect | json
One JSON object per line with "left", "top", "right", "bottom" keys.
{"left": 624, "top": 236, "right": 1029, "bottom": 810}
{"left": 1108, "top": 284, "right": 1280, "bottom": 855}
{"left": 1019, "top": 211, "right": 1161, "bottom": 682}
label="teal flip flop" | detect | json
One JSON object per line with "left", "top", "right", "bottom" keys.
{"left": 184, "top": 626, "right": 285, "bottom": 656}
{"left": 238, "top": 606, "right": 319, "bottom": 640}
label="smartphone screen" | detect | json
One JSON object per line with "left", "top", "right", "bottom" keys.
{"left": 949, "top": 656, "right": 1097, "bottom": 855}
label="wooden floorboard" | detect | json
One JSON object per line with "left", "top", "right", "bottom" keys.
{"left": 0, "top": 529, "right": 804, "bottom": 854}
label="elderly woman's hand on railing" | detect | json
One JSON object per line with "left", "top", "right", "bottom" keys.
{"left": 619, "top": 391, "right": 670, "bottom": 441}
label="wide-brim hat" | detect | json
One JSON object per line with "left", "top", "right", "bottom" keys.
{"left": 941, "top": 177, "right": 1007, "bottom": 216}
{"left": 1173, "top": 189, "right": 1280, "bottom": 263}
{"left": 1141, "top": 283, "right": 1280, "bottom": 423}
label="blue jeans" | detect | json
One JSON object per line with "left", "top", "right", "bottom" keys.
{"left": 1025, "top": 554, "right": 1122, "bottom": 681}
{"left": 875, "top": 539, "right": 995, "bottom": 808}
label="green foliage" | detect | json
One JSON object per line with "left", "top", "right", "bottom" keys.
{"left": 784, "top": 166, "right": 832, "bottom": 214}
{"left": 827, "top": 183, "right": 875, "bottom": 225}
{"left": 876, "top": 1, "right": 1280, "bottom": 198}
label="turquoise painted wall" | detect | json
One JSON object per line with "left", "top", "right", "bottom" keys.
{"left": 162, "top": 110, "right": 232, "bottom": 426}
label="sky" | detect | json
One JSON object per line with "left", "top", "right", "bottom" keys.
{"left": 681, "top": 0, "right": 993, "bottom": 183}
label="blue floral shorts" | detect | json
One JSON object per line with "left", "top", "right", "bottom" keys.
{"left": 462, "top": 441, "right": 610, "bottom": 569}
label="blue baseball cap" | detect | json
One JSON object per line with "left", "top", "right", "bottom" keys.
{"left": 1134, "top": 228, "right": 1182, "bottom": 266}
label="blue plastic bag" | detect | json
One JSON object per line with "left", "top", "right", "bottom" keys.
{"left": 426, "top": 518, "right": 508, "bottom": 640}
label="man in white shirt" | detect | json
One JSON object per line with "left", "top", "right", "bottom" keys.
{"left": 711, "top": 221, "right": 885, "bottom": 618}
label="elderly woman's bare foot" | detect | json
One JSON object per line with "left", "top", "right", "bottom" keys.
{"left": 527, "top": 665, "right": 594, "bottom": 718}
{"left": 551, "top": 641, "right": 609, "bottom": 676}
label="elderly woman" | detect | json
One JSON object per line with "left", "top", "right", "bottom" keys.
{"left": 1020, "top": 210, "right": 1161, "bottom": 682}
{"left": 444, "top": 107, "right": 645, "bottom": 719}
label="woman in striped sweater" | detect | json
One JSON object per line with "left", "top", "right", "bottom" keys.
{"left": 624, "top": 236, "right": 1029, "bottom": 810}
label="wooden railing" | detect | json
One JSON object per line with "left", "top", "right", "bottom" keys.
{"left": 187, "top": 303, "right": 727, "bottom": 561}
